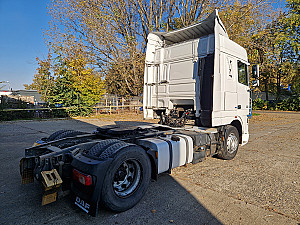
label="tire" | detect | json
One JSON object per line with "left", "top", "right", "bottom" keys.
{"left": 98, "top": 142, "right": 129, "bottom": 160}
{"left": 87, "top": 139, "right": 119, "bottom": 157}
{"left": 217, "top": 125, "right": 239, "bottom": 160}
{"left": 47, "top": 130, "right": 72, "bottom": 141}
{"left": 101, "top": 145, "right": 151, "bottom": 212}
{"left": 54, "top": 130, "right": 85, "bottom": 140}
{"left": 53, "top": 130, "right": 86, "bottom": 148}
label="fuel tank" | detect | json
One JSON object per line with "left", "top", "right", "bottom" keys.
{"left": 136, "top": 134, "right": 193, "bottom": 174}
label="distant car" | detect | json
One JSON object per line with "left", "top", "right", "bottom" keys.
{"left": 55, "top": 103, "right": 64, "bottom": 108}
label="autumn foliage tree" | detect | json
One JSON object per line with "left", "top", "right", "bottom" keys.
{"left": 45, "top": 0, "right": 232, "bottom": 96}
{"left": 25, "top": 49, "right": 104, "bottom": 116}
{"left": 278, "top": 0, "right": 300, "bottom": 94}
{"left": 24, "top": 53, "right": 54, "bottom": 102}
{"left": 26, "top": 0, "right": 299, "bottom": 112}
{"left": 251, "top": 0, "right": 300, "bottom": 99}
{"left": 50, "top": 52, "right": 105, "bottom": 115}
{"left": 216, "top": 0, "right": 299, "bottom": 100}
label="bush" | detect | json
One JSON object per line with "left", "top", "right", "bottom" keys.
{"left": 0, "top": 108, "right": 68, "bottom": 121}
{"left": 275, "top": 94, "right": 300, "bottom": 111}
{"left": 65, "top": 106, "right": 93, "bottom": 117}
{"left": 252, "top": 98, "right": 267, "bottom": 110}
{"left": 0, "top": 106, "right": 96, "bottom": 121}
{"left": 253, "top": 95, "right": 300, "bottom": 111}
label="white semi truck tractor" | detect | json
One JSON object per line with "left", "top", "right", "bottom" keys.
{"left": 143, "top": 9, "right": 259, "bottom": 146}
{"left": 20, "top": 10, "right": 259, "bottom": 216}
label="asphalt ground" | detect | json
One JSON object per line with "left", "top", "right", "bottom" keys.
{"left": 0, "top": 111, "right": 299, "bottom": 225}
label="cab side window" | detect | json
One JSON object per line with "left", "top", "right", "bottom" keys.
{"left": 237, "top": 61, "right": 248, "bottom": 86}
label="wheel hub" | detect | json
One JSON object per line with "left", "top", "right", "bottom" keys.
{"left": 227, "top": 133, "right": 238, "bottom": 154}
{"left": 113, "top": 159, "right": 141, "bottom": 197}
{"left": 115, "top": 167, "right": 126, "bottom": 181}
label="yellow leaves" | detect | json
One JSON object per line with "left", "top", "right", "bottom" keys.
{"left": 219, "top": 0, "right": 274, "bottom": 48}
{"left": 66, "top": 58, "right": 104, "bottom": 101}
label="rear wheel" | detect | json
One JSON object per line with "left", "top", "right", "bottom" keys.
{"left": 101, "top": 145, "right": 151, "bottom": 212}
{"left": 217, "top": 125, "right": 239, "bottom": 160}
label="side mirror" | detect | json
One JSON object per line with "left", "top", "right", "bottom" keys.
{"left": 252, "top": 65, "right": 259, "bottom": 87}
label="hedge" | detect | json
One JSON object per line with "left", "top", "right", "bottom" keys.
{"left": 0, "top": 108, "right": 68, "bottom": 121}
{"left": 252, "top": 94, "right": 300, "bottom": 111}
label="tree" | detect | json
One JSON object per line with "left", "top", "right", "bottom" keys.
{"left": 25, "top": 49, "right": 105, "bottom": 116}
{"left": 249, "top": 0, "right": 300, "bottom": 99}
{"left": 32, "top": 0, "right": 298, "bottom": 103}
{"left": 24, "top": 53, "right": 54, "bottom": 102}
{"left": 48, "top": 52, "right": 105, "bottom": 116}
{"left": 105, "top": 54, "right": 145, "bottom": 96}
{"left": 46, "top": 0, "right": 230, "bottom": 96}
{"left": 279, "top": 0, "right": 300, "bottom": 93}
{"left": 216, "top": 0, "right": 299, "bottom": 100}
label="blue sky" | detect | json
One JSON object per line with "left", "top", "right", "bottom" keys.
{"left": 0, "top": 0, "right": 286, "bottom": 90}
{"left": 0, "top": 0, "right": 50, "bottom": 90}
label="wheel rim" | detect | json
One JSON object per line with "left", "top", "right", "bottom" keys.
{"left": 227, "top": 133, "right": 239, "bottom": 154}
{"left": 113, "top": 159, "right": 142, "bottom": 197}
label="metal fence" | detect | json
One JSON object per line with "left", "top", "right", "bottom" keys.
{"left": 94, "top": 95, "right": 143, "bottom": 114}
{"left": 0, "top": 94, "right": 144, "bottom": 121}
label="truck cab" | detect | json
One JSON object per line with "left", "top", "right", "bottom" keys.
{"left": 143, "top": 10, "right": 250, "bottom": 145}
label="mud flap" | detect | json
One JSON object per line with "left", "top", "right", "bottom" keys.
{"left": 20, "top": 158, "right": 35, "bottom": 184}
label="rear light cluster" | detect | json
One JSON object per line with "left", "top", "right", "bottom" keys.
{"left": 72, "top": 169, "right": 92, "bottom": 186}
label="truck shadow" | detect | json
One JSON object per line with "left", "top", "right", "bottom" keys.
{"left": 65, "top": 173, "right": 222, "bottom": 225}
{"left": 115, "top": 173, "right": 222, "bottom": 225}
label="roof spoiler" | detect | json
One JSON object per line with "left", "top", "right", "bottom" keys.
{"left": 152, "top": 9, "right": 228, "bottom": 45}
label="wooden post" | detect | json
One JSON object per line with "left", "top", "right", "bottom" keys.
{"left": 116, "top": 97, "right": 119, "bottom": 114}
{"left": 109, "top": 101, "right": 112, "bottom": 115}
{"left": 105, "top": 98, "right": 108, "bottom": 114}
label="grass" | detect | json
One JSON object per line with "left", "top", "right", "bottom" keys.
{"left": 252, "top": 113, "right": 261, "bottom": 116}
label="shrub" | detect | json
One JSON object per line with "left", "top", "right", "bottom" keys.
{"left": 276, "top": 94, "right": 300, "bottom": 111}
{"left": 253, "top": 95, "right": 300, "bottom": 111}
{"left": 0, "top": 108, "right": 68, "bottom": 121}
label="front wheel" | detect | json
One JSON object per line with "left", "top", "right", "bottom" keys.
{"left": 101, "top": 145, "right": 151, "bottom": 212}
{"left": 217, "top": 125, "right": 239, "bottom": 160}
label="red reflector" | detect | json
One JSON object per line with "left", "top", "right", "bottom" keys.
{"left": 235, "top": 116, "right": 237, "bottom": 118}
{"left": 72, "top": 169, "right": 92, "bottom": 186}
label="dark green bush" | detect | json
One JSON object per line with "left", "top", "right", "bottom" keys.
{"left": 253, "top": 95, "right": 300, "bottom": 111}
{"left": 0, "top": 108, "right": 68, "bottom": 121}
{"left": 0, "top": 106, "right": 96, "bottom": 121}
{"left": 275, "top": 94, "right": 300, "bottom": 111}
{"left": 252, "top": 98, "right": 267, "bottom": 110}
{"left": 65, "top": 106, "right": 93, "bottom": 117}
